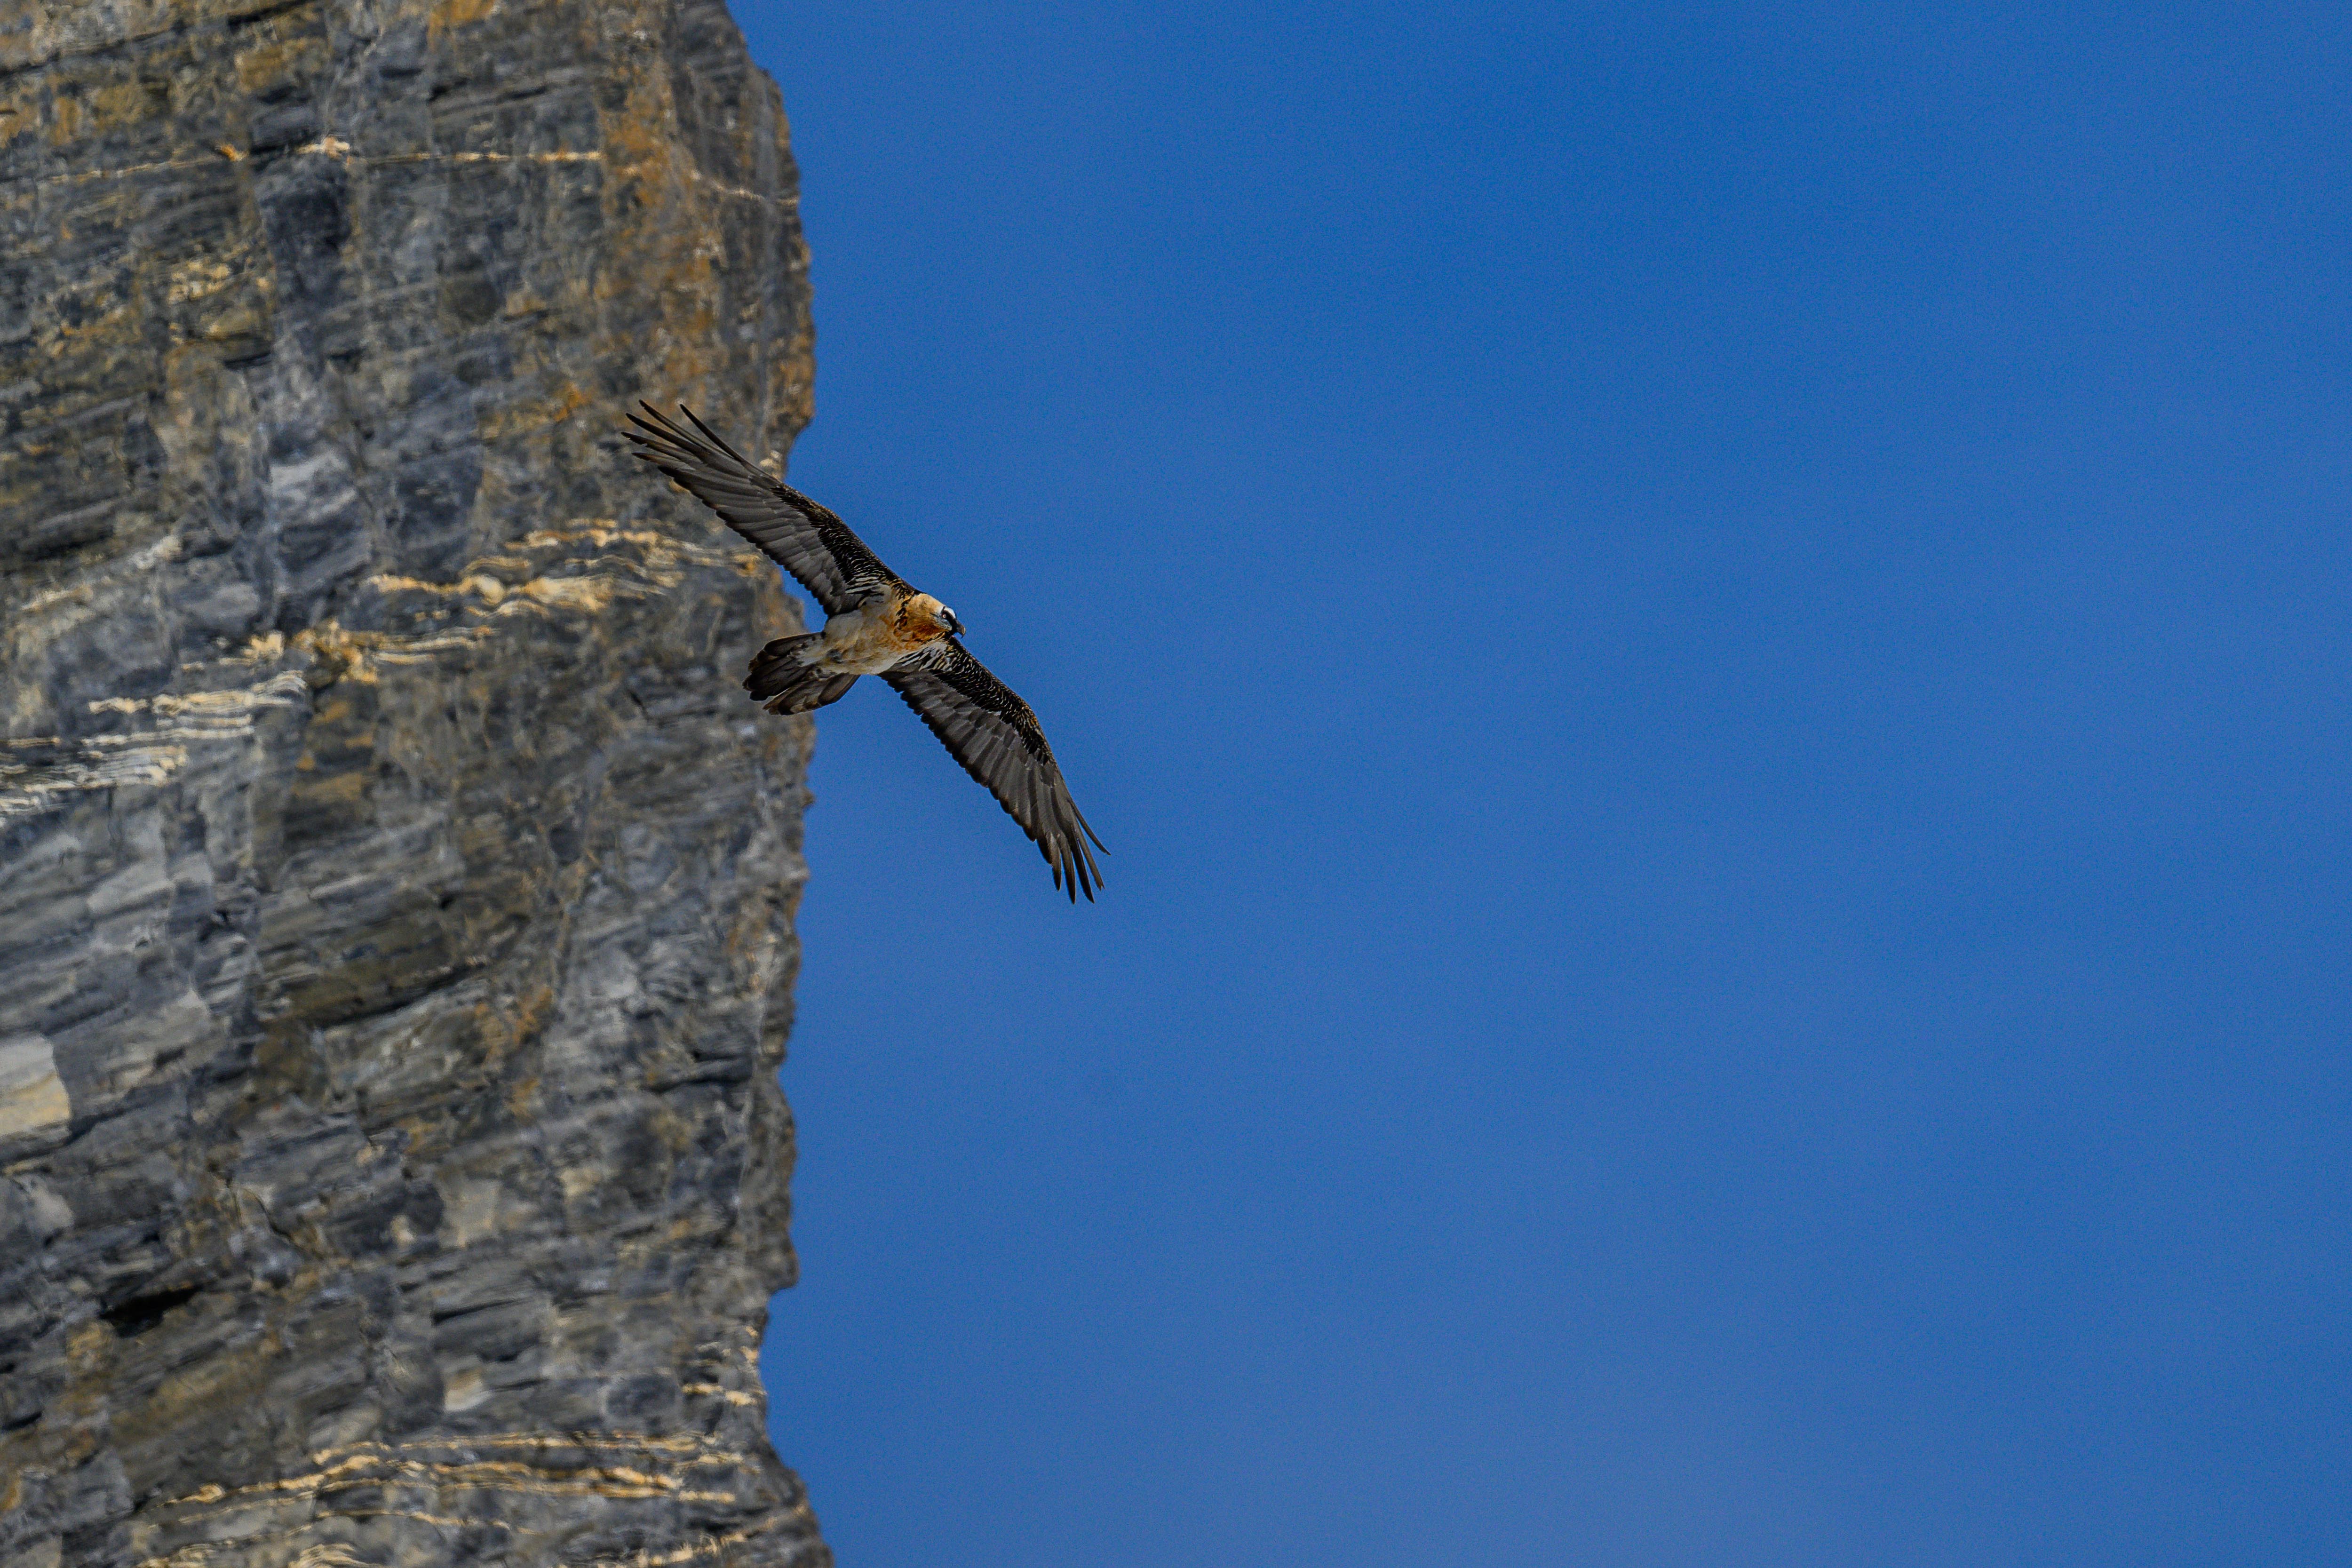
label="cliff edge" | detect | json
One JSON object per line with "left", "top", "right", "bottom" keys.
{"left": 0, "top": 0, "right": 826, "bottom": 1563}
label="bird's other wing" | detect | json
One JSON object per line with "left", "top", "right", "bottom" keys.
{"left": 626, "top": 402, "right": 903, "bottom": 617}
{"left": 884, "top": 641, "right": 1106, "bottom": 901}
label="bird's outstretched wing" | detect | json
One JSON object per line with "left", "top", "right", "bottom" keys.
{"left": 626, "top": 402, "right": 902, "bottom": 616}
{"left": 885, "top": 642, "right": 1105, "bottom": 901}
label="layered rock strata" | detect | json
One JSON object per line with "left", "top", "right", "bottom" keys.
{"left": 0, "top": 0, "right": 826, "bottom": 1562}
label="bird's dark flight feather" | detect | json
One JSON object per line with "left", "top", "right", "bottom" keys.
{"left": 885, "top": 642, "right": 1106, "bottom": 901}
{"left": 625, "top": 402, "right": 902, "bottom": 616}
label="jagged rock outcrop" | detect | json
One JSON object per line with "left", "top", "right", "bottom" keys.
{"left": 0, "top": 1, "right": 826, "bottom": 1563}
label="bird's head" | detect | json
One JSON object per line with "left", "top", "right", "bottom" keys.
{"left": 911, "top": 593, "right": 964, "bottom": 638}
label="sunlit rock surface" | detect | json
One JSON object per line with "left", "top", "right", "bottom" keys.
{"left": 0, "top": 0, "right": 825, "bottom": 1562}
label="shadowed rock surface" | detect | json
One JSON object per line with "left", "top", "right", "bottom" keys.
{"left": 0, "top": 0, "right": 825, "bottom": 1563}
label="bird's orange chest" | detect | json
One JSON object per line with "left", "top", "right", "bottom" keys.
{"left": 884, "top": 598, "right": 933, "bottom": 652}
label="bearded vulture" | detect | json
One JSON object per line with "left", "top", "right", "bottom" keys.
{"left": 627, "top": 403, "right": 1105, "bottom": 901}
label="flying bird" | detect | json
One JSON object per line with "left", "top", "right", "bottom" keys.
{"left": 626, "top": 402, "right": 1105, "bottom": 900}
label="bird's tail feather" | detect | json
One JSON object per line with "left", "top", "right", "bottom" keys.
{"left": 745, "top": 635, "right": 858, "bottom": 714}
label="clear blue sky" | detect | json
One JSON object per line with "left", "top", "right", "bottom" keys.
{"left": 729, "top": 4, "right": 2350, "bottom": 1563}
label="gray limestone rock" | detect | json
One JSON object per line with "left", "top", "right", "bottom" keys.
{"left": 0, "top": 0, "right": 826, "bottom": 1562}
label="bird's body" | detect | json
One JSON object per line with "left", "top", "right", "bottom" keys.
{"left": 625, "top": 402, "right": 1105, "bottom": 900}
{"left": 811, "top": 590, "right": 959, "bottom": 677}
{"left": 737, "top": 589, "right": 960, "bottom": 716}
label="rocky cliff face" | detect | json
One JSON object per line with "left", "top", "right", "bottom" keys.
{"left": 0, "top": 1, "right": 826, "bottom": 1563}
